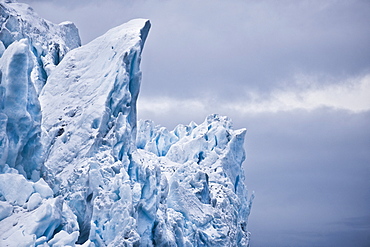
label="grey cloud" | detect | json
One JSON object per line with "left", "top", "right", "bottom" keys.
{"left": 242, "top": 109, "right": 370, "bottom": 247}
{"left": 138, "top": 0, "right": 370, "bottom": 100}
{"left": 22, "top": 0, "right": 370, "bottom": 101}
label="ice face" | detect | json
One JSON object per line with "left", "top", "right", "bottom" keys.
{"left": 0, "top": 39, "right": 42, "bottom": 179}
{"left": 136, "top": 114, "right": 253, "bottom": 246}
{"left": 0, "top": 0, "right": 81, "bottom": 180}
{"left": 0, "top": 173, "right": 34, "bottom": 205}
{"left": 40, "top": 19, "right": 151, "bottom": 186}
{"left": 0, "top": 171, "right": 80, "bottom": 246}
{"left": 0, "top": 1, "right": 252, "bottom": 246}
{"left": 39, "top": 18, "right": 152, "bottom": 245}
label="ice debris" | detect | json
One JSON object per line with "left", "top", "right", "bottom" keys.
{"left": 0, "top": 1, "right": 253, "bottom": 246}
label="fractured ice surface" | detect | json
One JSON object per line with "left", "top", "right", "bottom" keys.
{"left": 0, "top": 0, "right": 80, "bottom": 179}
{"left": 0, "top": 0, "right": 80, "bottom": 93}
{"left": 0, "top": 1, "right": 253, "bottom": 246}
{"left": 0, "top": 39, "right": 42, "bottom": 180}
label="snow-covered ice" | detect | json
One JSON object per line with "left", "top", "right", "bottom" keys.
{"left": 0, "top": 1, "right": 253, "bottom": 246}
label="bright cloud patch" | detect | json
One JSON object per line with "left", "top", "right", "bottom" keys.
{"left": 138, "top": 74, "right": 370, "bottom": 115}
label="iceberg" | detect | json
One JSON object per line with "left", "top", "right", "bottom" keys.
{"left": 0, "top": 1, "right": 253, "bottom": 246}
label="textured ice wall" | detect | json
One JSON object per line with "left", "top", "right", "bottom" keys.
{"left": 0, "top": 39, "right": 42, "bottom": 179}
{"left": 0, "top": 0, "right": 80, "bottom": 179}
{"left": 0, "top": 1, "right": 83, "bottom": 245}
{"left": 0, "top": 172, "right": 79, "bottom": 246}
{"left": 0, "top": 0, "right": 81, "bottom": 93}
{"left": 136, "top": 115, "right": 253, "bottom": 246}
{"left": 0, "top": 1, "right": 253, "bottom": 246}
{"left": 39, "top": 18, "right": 152, "bottom": 244}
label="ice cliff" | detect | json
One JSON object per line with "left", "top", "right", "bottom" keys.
{"left": 0, "top": 1, "right": 253, "bottom": 246}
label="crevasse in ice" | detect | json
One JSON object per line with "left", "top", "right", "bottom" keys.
{"left": 0, "top": 1, "right": 253, "bottom": 246}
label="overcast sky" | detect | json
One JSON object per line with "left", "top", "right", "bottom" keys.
{"left": 22, "top": 0, "right": 370, "bottom": 246}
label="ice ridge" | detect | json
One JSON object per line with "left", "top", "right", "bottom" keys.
{"left": 0, "top": 1, "right": 253, "bottom": 246}
{"left": 0, "top": 0, "right": 80, "bottom": 180}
